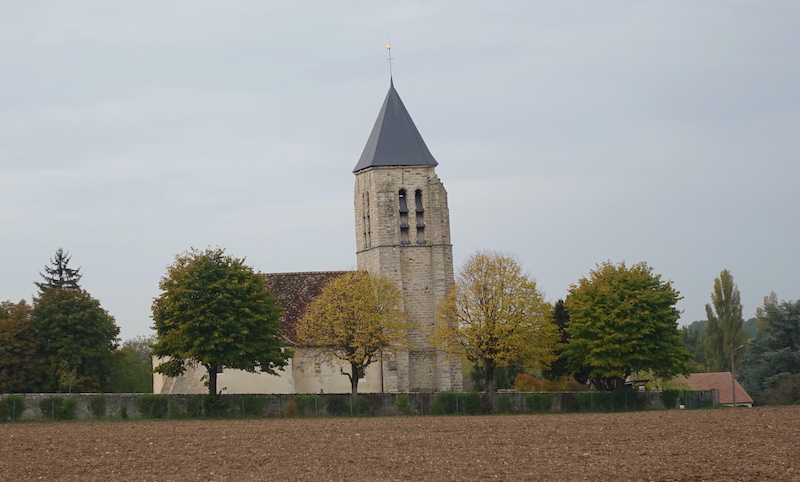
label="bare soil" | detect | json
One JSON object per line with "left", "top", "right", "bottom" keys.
{"left": 2, "top": 406, "right": 798, "bottom": 481}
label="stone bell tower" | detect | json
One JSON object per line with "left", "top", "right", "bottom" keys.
{"left": 353, "top": 79, "right": 461, "bottom": 392}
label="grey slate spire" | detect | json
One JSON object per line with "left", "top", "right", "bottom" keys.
{"left": 353, "top": 80, "right": 438, "bottom": 173}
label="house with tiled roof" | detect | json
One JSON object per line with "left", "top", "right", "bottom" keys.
{"left": 153, "top": 79, "right": 463, "bottom": 395}
{"left": 679, "top": 372, "right": 754, "bottom": 407}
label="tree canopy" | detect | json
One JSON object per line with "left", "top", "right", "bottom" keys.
{"left": 151, "top": 247, "right": 291, "bottom": 395}
{"left": 0, "top": 300, "right": 43, "bottom": 392}
{"left": 738, "top": 293, "right": 800, "bottom": 399}
{"left": 35, "top": 248, "right": 82, "bottom": 295}
{"left": 106, "top": 336, "right": 156, "bottom": 393}
{"left": 432, "top": 252, "right": 559, "bottom": 393}
{"left": 563, "top": 261, "right": 691, "bottom": 391}
{"left": 33, "top": 288, "right": 120, "bottom": 392}
{"left": 542, "top": 299, "right": 572, "bottom": 381}
{"left": 295, "top": 271, "right": 412, "bottom": 399}
{"left": 703, "top": 269, "right": 748, "bottom": 372}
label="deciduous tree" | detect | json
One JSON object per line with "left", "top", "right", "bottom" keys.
{"left": 151, "top": 248, "right": 291, "bottom": 395}
{"left": 0, "top": 300, "right": 43, "bottom": 392}
{"left": 296, "top": 271, "right": 412, "bottom": 400}
{"left": 564, "top": 261, "right": 690, "bottom": 391}
{"left": 35, "top": 248, "right": 82, "bottom": 295}
{"left": 106, "top": 335, "right": 156, "bottom": 393}
{"left": 703, "top": 269, "right": 748, "bottom": 372}
{"left": 33, "top": 288, "right": 120, "bottom": 392}
{"left": 432, "top": 252, "right": 559, "bottom": 393}
{"left": 680, "top": 324, "right": 707, "bottom": 371}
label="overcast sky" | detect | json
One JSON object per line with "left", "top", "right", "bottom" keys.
{"left": 2, "top": 1, "right": 799, "bottom": 341}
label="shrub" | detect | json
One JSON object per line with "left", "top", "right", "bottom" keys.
{"left": 395, "top": 394, "right": 411, "bottom": 415}
{"left": 525, "top": 393, "right": 553, "bottom": 413}
{"left": 0, "top": 399, "right": 6, "bottom": 422}
{"left": 120, "top": 405, "right": 128, "bottom": 420}
{"left": 326, "top": 396, "right": 348, "bottom": 416}
{"left": 323, "top": 395, "right": 370, "bottom": 416}
{"left": 202, "top": 394, "right": 228, "bottom": 417}
{"left": 4, "top": 395, "right": 25, "bottom": 421}
{"left": 514, "top": 374, "right": 586, "bottom": 392}
{"left": 283, "top": 399, "right": 299, "bottom": 418}
{"left": 513, "top": 373, "right": 540, "bottom": 391}
{"left": 611, "top": 389, "right": 647, "bottom": 411}
{"left": 137, "top": 395, "right": 168, "bottom": 419}
{"left": 89, "top": 395, "right": 107, "bottom": 419}
{"left": 293, "top": 395, "right": 323, "bottom": 416}
{"left": 168, "top": 399, "right": 184, "bottom": 419}
{"left": 185, "top": 397, "right": 203, "bottom": 417}
{"left": 497, "top": 395, "right": 513, "bottom": 414}
{"left": 661, "top": 389, "right": 681, "bottom": 409}
{"left": 61, "top": 398, "right": 77, "bottom": 420}
{"left": 546, "top": 377, "right": 587, "bottom": 392}
{"left": 593, "top": 391, "right": 616, "bottom": 412}
{"left": 430, "top": 392, "right": 481, "bottom": 415}
{"left": 39, "top": 397, "right": 76, "bottom": 420}
{"left": 239, "top": 396, "right": 265, "bottom": 417}
{"left": 348, "top": 396, "right": 370, "bottom": 416}
{"left": 559, "top": 392, "right": 578, "bottom": 412}
{"left": 761, "top": 374, "right": 800, "bottom": 406}
{"left": 39, "top": 397, "right": 62, "bottom": 420}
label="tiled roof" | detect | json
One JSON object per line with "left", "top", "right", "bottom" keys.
{"left": 680, "top": 372, "right": 754, "bottom": 405}
{"left": 262, "top": 271, "right": 353, "bottom": 342}
{"left": 352, "top": 79, "right": 438, "bottom": 173}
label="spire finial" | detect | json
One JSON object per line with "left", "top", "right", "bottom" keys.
{"left": 386, "top": 37, "right": 394, "bottom": 80}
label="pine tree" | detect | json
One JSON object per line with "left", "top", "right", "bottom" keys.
{"left": 35, "top": 248, "right": 83, "bottom": 295}
{"left": 543, "top": 299, "right": 571, "bottom": 380}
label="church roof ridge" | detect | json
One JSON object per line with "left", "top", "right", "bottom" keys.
{"left": 261, "top": 270, "right": 355, "bottom": 277}
{"left": 352, "top": 81, "right": 438, "bottom": 173}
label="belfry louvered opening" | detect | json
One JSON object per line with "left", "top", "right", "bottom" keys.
{"left": 415, "top": 189, "right": 426, "bottom": 245}
{"left": 399, "top": 189, "right": 410, "bottom": 245}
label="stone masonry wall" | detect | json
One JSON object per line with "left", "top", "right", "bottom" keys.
{"left": 354, "top": 166, "right": 461, "bottom": 392}
{"left": 1, "top": 391, "right": 681, "bottom": 421}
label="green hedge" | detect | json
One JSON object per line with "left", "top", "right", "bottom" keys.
{"left": 137, "top": 395, "right": 168, "bottom": 419}
{"left": 293, "top": 395, "right": 324, "bottom": 416}
{"left": 395, "top": 394, "right": 411, "bottom": 414}
{"left": 430, "top": 392, "right": 481, "bottom": 415}
{"left": 661, "top": 389, "right": 681, "bottom": 409}
{"left": 239, "top": 396, "right": 265, "bottom": 417}
{"left": 89, "top": 395, "right": 106, "bottom": 419}
{"left": 525, "top": 393, "right": 554, "bottom": 413}
{"left": 1, "top": 395, "right": 25, "bottom": 421}
{"left": 39, "top": 397, "right": 76, "bottom": 420}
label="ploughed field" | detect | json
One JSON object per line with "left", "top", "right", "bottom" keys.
{"left": 2, "top": 406, "right": 798, "bottom": 481}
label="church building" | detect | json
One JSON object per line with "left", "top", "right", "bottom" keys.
{"left": 153, "top": 80, "right": 462, "bottom": 394}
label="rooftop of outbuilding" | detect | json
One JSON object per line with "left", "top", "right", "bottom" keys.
{"left": 262, "top": 271, "right": 353, "bottom": 342}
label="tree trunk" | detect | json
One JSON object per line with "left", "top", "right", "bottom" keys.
{"left": 483, "top": 360, "right": 497, "bottom": 414}
{"left": 350, "top": 361, "right": 360, "bottom": 404}
{"left": 485, "top": 360, "right": 496, "bottom": 394}
{"left": 207, "top": 365, "right": 218, "bottom": 395}
{"left": 590, "top": 375, "right": 625, "bottom": 391}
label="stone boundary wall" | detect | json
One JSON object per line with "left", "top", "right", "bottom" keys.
{"left": 1, "top": 391, "right": 713, "bottom": 422}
